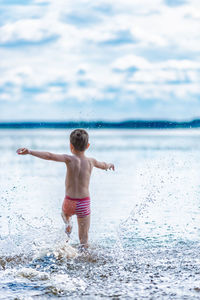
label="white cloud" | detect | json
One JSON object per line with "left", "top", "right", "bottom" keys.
{"left": 113, "top": 55, "right": 151, "bottom": 69}
{"left": 0, "top": 19, "right": 52, "bottom": 43}
{"left": 34, "top": 87, "right": 67, "bottom": 103}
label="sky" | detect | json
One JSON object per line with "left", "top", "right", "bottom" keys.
{"left": 0, "top": 0, "right": 200, "bottom": 121}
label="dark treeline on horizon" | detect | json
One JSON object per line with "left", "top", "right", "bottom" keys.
{"left": 0, "top": 119, "right": 200, "bottom": 129}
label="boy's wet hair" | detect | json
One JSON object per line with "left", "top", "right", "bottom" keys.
{"left": 70, "top": 129, "right": 89, "bottom": 151}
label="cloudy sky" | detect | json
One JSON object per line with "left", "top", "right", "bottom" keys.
{"left": 0, "top": 0, "right": 200, "bottom": 121}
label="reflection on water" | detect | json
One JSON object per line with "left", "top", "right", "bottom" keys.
{"left": 0, "top": 129, "right": 200, "bottom": 299}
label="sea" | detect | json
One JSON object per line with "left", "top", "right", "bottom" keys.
{"left": 0, "top": 129, "right": 200, "bottom": 299}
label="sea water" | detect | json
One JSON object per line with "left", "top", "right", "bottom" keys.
{"left": 0, "top": 129, "right": 200, "bottom": 299}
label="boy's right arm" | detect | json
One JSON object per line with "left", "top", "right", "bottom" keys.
{"left": 91, "top": 158, "right": 115, "bottom": 171}
{"left": 16, "top": 148, "right": 71, "bottom": 163}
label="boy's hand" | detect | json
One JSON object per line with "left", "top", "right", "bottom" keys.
{"left": 107, "top": 163, "right": 115, "bottom": 171}
{"left": 16, "top": 148, "right": 30, "bottom": 155}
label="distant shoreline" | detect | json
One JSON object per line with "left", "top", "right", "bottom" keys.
{"left": 0, "top": 120, "right": 200, "bottom": 129}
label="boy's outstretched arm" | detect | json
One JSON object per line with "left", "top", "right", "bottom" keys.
{"left": 16, "top": 148, "right": 71, "bottom": 163}
{"left": 91, "top": 158, "right": 115, "bottom": 171}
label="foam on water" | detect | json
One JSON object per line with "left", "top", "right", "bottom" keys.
{"left": 1, "top": 129, "right": 200, "bottom": 299}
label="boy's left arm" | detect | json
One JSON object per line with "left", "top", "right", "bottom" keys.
{"left": 90, "top": 158, "right": 115, "bottom": 171}
{"left": 16, "top": 148, "right": 71, "bottom": 163}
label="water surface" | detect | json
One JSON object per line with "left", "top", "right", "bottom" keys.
{"left": 0, "top": 129, "right": 200, "bottom": 299}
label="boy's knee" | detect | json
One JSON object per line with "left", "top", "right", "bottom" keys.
{"left": 61, "top": 211, "right": 70, "bottom": 223}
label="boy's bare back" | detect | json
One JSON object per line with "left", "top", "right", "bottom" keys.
{"left": 64, "top": 153, "right": 114, "bottom": 198}
{"left": 65, "top": 154, "right": 93, "bottom": 198}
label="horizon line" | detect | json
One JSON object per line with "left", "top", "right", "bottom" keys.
{"left": 1, "top": 119, "right": 200, "bottom": 129}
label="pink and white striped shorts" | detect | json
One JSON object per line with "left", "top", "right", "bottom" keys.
{"left": 62, "top": 195, "right": 91, "bottom": 218}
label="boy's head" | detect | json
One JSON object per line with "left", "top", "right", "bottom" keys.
{"left": 70, "top": 129, "right": 89, "bottom": 152}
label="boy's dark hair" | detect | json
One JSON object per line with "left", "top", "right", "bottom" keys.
{"left": 70, "top": 129, "right": 89, "bottom": 151}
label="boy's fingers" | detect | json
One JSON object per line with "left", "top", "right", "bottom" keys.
{"left": 108, "top": 165, "right": 114, "bottom": 171}
{"left": 17, "top": 148, "right": 26, "bottom": 154}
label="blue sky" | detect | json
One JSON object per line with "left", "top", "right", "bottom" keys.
{"left": 0, "top": 0, "right": 199, "bottom": 121}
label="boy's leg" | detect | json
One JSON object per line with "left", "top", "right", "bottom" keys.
{"left": 77, "top": 215, "right": 90, "bottom": 248}
{"left": 61, "top": 211, "right": 72, "bottom": 236}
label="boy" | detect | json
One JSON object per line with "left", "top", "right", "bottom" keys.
{"left": 17, "top": 129, "right": 115, "bottom": 249}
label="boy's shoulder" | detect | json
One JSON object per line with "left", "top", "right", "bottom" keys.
{"left": 87, "top": 157, "right": 98, "bottom": 165}
{"left": 87, "top": 156, "right": 95, "bottom": 161}
{"left": 69, "top": 155, "right": 94, "bottom": 162}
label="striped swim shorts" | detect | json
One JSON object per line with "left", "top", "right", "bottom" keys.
{"left": 62, "top": 195, "right": 91, "bottom": 218}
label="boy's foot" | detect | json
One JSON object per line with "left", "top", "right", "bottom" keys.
{"left": 78, "top": 244, "right": 89, "bottom": 253}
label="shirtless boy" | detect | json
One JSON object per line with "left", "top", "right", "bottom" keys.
{"left": 17, "top": 129, "right": 115, "bottom": 249}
